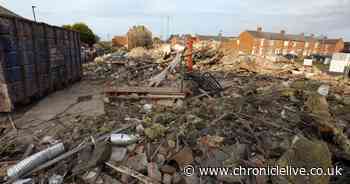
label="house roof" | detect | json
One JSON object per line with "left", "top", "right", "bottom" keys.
{"left": 196, "top": 34, "right": 237, "bottom": 41}
{"left": 246, "top": 30, "right": 341, "bottom": 43}
{"left": 323, "top": 39, "right": 342, "bottom": 44}
{"left": 0, "top": 5, "right": 21, "bottom": 17}
{"left": 196, "top": 34, "right": 220, "bottom": 41}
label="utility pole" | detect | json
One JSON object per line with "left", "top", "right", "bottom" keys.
{"left": 32, "top": 6, "right": 37, "bottom": 22}
{"left": 166, "top": 16, "right": 170, "bottom": 40}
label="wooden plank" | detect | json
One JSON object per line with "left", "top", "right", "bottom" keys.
{"left": 0, "top": 83, "right": 13, "bottom": 112}
{"left": 0, "top": 35, "right": 13, "bottom": 111}
{"left": 108, "top": 94, "right": 185, "bottom": 100}
{"left": 105, "top": 163, "right": 161, "bottom": 184}
{"left": 105, "top": 86, "right": 184, "bottom": 94}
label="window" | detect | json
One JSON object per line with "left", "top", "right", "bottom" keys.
{"left": 305, "top": 42, "right": 309, "bottom": 48}
{"left": 315, "top": 42, "right": 319, "bottom": 48}
{"left": 303, "top": 50, "right": 308, "bottom": 56}
{"left": 284, "top": 41, "right": 289, "bottom": 47}
{"left": 260, "top": 39, "right": 265, "bottom": 46}
{"left": 283, "top": 49, "right": 288, "bottom": 55}
{"left": 293, "top": 42, "right": 297, "bottom": 47}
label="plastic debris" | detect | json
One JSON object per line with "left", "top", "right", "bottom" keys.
{"left": 317, "top": 85, "right": 330, "bottom": 96}
{"left": 49, "top": 174, "right": 64, "bottom": 184}
{"left": 143, "top": 104, "right": 153, "bottom": 113}
{"left": 110, "top": 134, "right": 138, "bottom": 146}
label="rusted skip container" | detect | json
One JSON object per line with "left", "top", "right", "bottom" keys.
{"left": 0, "top": 15, "right": 82, "bottom": 112}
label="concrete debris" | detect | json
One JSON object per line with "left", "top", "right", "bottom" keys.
{"left": 147, "top": 162, "right": 162, "bottom": 182}
{"left": 343, "top": 96, "right": 350, "bottom": 105}
{"left": 48, "top": 174, "right": 64, "bottom": 184}
{"left": 217, "top": 175, "right": 243, "bottom": 184}
{"left": 272, "top": 136, "right": 332, "bottom": 184}
{"left": 126, "top": 153, "right": 148, "bottom": 172}
{"left": 128, "top": 47, "right": 150, "bottom": 58}
{"left": 40, "top": 136, "right": 59, "bottom": 145}
{"left": 73, "top": 141, "right": 112, "bottom": 175}
{"left": 109, "top": 147, "right": 127, "bottom": 162}
{"left": 143, "top": 104, "right": 153, "bottom": 113}
{"left": 105, "top": 163, "right": 161, "bottom": 184}
{"left": 136, "top": 124, "right": 145, "bottom": 134}
{"left": 199, "top": 135, "right": 225, "bottom": 148}
{"left": 81, "top": 168, "right": 102, "bottom": 184}
{"left": 2, "top": 40, "right": 350, "bottom": 184}
{"left": 160, "top": 164, "right": 177, "bottom": 174}
{"left": 163, "top": 174, "right": 172, "bottom": 184}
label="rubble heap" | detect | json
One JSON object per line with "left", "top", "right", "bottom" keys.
{"left": 1, "top": 43, "right": 350, "bottom": 184}
{"left": 127, "top": 25, "right": 153, "bottom": 50}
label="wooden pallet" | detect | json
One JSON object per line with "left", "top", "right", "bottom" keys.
{"left": 105, "top": 86, "right": 186, "bottom": 99}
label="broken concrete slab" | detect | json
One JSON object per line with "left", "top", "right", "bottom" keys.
{"left": 272, "top": 136, "right": 332, "bottom": 184}
{"left": 16, "top": 81, "right": 104, "bottom": 127}
{"left": 109, "top": 147, "right": 127, "bottom": 162}
{"left": 163, "top": 174, "right": 172, "bottom": 184}
{"left": 66, "top": 95, "right": 105, "bottom": 117}
{"left": 147, "top": 162, "right": 162, "bottom": 182}
{"left": 73, "top": 141, "right": 112, "bottom": 175}
{"left": 126, "top": 153, "right": 148, "bottom": 172}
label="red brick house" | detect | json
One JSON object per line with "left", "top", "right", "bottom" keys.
{"left": 342, "top": 42, "right": 350, "bottom": 53}
{"left": 239, "top": 27, "right": 344, "bottom": 56}
{"left": 112, "top": 36, "right": 127, "bottom": 47}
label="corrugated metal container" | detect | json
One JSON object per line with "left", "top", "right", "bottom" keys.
{"left": 0, "top": 15, "right": 82, "bottom": 112}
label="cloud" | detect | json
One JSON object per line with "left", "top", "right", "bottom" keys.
{"left": 1, "top": 0, "right": 349, "bottom": 40}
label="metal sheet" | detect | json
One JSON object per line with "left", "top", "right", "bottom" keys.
{"left": 0, "top": 15, "right": 82, "bottom": 112}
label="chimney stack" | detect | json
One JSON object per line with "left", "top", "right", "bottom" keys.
{"left": 280, "top": 30, "right": 286, "bottom": 35}
{"left": 257, "top": 26, "right": 262, "bottom": 32}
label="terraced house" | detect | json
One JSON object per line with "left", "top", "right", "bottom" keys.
{"left": 239, "top": 27, "right": 344, "bottom": 57}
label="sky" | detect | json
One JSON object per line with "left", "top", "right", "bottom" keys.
{"left": 1, "top": 0, "right": 350, "bottom": 41}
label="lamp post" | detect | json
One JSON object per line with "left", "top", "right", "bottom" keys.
{"left": 32, "top": 6, "right": 37, "bottom": 22}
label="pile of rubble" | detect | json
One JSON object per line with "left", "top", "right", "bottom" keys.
{"left": 1, "top": 43, "right": 350, "bottom": 184}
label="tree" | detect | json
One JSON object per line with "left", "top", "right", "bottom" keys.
{"left": 62, "top": 23, "right": 98, "bottom": 46}
{"left": 62, "top": 24, "right": 72, "bottom": 30}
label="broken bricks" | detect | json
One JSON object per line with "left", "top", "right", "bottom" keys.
{"left": 169, "top": 147, "right": 194, "bottom": 169}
